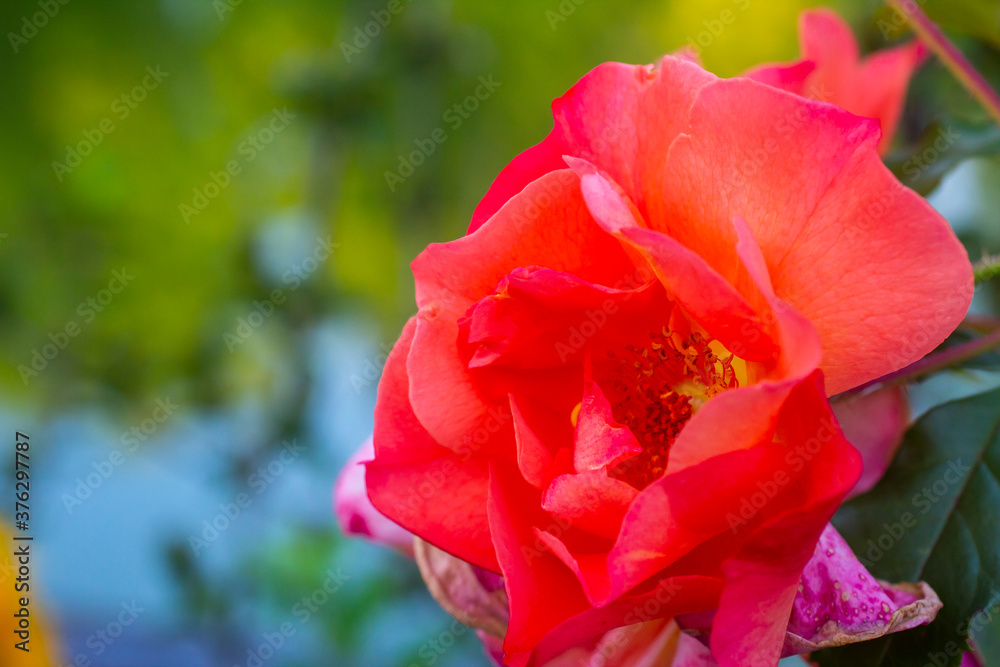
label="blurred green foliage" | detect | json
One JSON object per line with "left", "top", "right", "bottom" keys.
{"left": 0, "top": 0, "right": 844, "bottom": 415}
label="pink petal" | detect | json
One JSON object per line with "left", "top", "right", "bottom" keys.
{"left": 746, "top": 8, "right": 926, "bottom": 153}
{"left": 672, "top": 632, "right": 718, "bottom": 666}
{"left": 510, "top": 394, "right": 562, "bottom": 489}
{"left": 574, "top": 379, "right": 643, "bottom": 473}
{"left": 833, "top": 386, "right": 910, "bottom": 498}
{"left": 783, "top": 524, "right": 942, "bottom": 655}
{"left": 798, "top": 8, "right": 861, "bottom": 92}
{"left": 567, "top": 158, "right": 779, "bottom": 362}
{"left": 743, "top": 60, "right": 816, "bottom": 95}
{"left": 333, "top": 436, "right": 414, "bottom": 554}
{"left": 855, "top": 40, "right": 928, "bottom": 152}
{"left": 462, "top": 266, "right": 667, "bottom": 371}
{"left": 413, "top": 538, "right": 509, "bottom": 639}
{"left": 543, "top": 618, "right": 685, "bottom": 667}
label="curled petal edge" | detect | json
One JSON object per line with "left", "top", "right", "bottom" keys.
{"left": 414, "top": 537, "right": 510, "bottom": 640}
{"left": 783, "top": 581, "right": 942, "bottom": 655}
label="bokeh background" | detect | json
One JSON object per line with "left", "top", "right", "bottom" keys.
{"left": 3, "top": 0, "right": 1000, "bottom": 665}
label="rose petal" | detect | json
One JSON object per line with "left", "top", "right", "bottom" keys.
{"left": 410, "top": 170, "right": 635, "bottom": 451}
{"left": 367, "top": 318, "right": 500, "bottom": 572}
{"left": 333, "top": 436, "right": 414, "bottom": 554}
{"left": 658, "top": 75, "right": 972, "bottom": 395}
{"left": 832, "top": 386, "right": 910, "bottom": 498}
{"left": 574, "top": 379, "right": 643, "bottom": 473}
{"left": 672, "top": 631, "right": 718, "bottom": 667}
{"left": 745, "top": 8, "right": 927, "bottom": 153}
{"left": 783, "top": 524, "right": 942, "bottom": 655}
{"left": 414, "top": 538, "right": 509, "bottom": 639}
{"left": 543, "top": 470, "right": 638, "bottom": 540}
{"left": 468, "top": 57, "right": 716, "bottom": 232}
{"left": 710, "top": 375, "right": 861, "bottom": 667}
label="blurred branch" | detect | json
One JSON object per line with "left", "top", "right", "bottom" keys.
{"left": 886, "top": 0, "right": 1000, "bottom": 127}
{"left": 838, "top": 324, "right": 1000, "bottom": 400}
{"left": 960, "top": 314, "right": 1000, "bottom": 332}
{"left": 974, "top": 253, "right": 1000, "bottom": 285}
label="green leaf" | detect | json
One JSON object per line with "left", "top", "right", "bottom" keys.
{"left": 815, "top": 388, "right": 1000, "bottom": 667}
{"left": 885, "top": 121, "right": 1000, "bottom": 196}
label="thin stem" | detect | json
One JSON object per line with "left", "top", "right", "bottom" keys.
{"left": 886, "top": 0, "right": 1000, "bottom": 127}
{"left": 838, "top": 326, "right": 1000, "bottom": 399}
{"left": 975, "top": 253, "right": 1000, "bottom": 285}
{"left": 960, "top": 314, "right": 1000, "bottom": 333}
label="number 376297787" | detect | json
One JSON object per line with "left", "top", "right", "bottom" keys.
{"left": 15, "top": 432, "right": 29, "bottom": 532}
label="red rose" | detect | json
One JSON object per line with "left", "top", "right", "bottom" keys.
{"left": 362, "top": 52, "right": 972, "bottom": 666}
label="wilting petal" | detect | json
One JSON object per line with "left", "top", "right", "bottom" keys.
{"left": 333, "top": 436, "right": 414, "bottom": 554}
{"left": 414, "top": 538, "right": 509, "bottom": 639}
{"left": 833, "top": 386, "right": 910, "bottom": 498}
{"left": 783, "top": 524, "right": 942, "bottom": 655}
{"left": 480, "top": 630, "right": 506, "bottom": 667}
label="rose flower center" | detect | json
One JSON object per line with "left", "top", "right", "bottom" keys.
{"left": 600, "top": 327, "right": 741, "bottom": 489}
